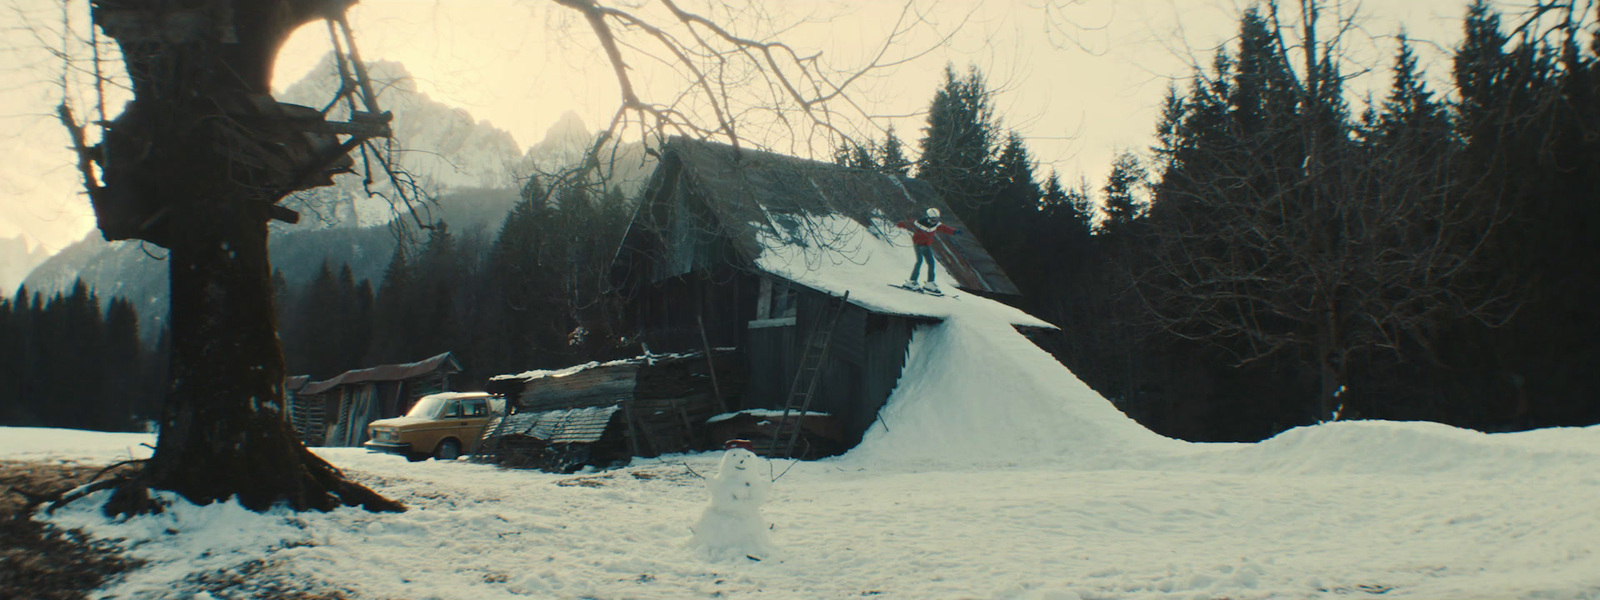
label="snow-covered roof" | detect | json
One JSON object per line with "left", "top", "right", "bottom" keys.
{"left": 488, "top": 351, "right": 701, "bottom": 383}
{"left": 618, "top": 137, "right": 1020, "bottom": 296}
{"left": 415, "top": 391, "right": 492, "bottom": 402}
{"left": 706, "top": 409, "right": 832, "bottom": 424}
{"left": 756, "top": 214, "right": 1054, "bottom": 329}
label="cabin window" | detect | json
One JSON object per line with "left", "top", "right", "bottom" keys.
{"left": 772, "top": 280, "right": 798, "bottom": 319}
{"left": 750, "top": 277, "right": 798, "bottom": 328}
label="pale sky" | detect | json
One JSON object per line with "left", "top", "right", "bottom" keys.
{"left": 1, "top": 0, "right": 1493, "bottom": 255}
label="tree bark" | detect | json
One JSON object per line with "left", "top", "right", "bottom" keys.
{"left": 104, "top": 197, "right": 400, "bottom": 515}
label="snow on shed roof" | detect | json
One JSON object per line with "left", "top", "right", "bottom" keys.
{"left": 488, "top": 351, "right": 714, "bottom": 383}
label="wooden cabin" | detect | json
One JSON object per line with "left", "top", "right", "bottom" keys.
{"left": 610, "top": 138, "right": 1031, "bottom": 456}
{"left": 294, "top": 352, "right": 463, "bottom": 447}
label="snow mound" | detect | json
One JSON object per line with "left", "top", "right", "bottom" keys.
{"left": 841, "top": 315, "right": 1186, "bottom": 469}
{"left": 1193, "top": 419, "right": 1600, "bottom": 479}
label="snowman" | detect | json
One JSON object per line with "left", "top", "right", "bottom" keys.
{"left": 689, "top": 439, "right": 776, "bottom": 561}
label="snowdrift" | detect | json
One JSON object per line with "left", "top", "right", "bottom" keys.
{"left": 1195, "top": 418, "right": 1600, "bottom": 479}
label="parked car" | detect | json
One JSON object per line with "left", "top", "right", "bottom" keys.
{"left": 364, "top": 392, "right": 504, "bottom": 461}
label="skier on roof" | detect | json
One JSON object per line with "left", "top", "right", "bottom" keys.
{"left": 895, "top": 208, "right": 960, "bottom": 293}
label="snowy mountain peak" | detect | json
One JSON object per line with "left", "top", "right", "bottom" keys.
{"left": 0, "top": 234, "right": 51, "bottom": 297}
{"left": 543, "top": 111, "right": 590, "bottom": 149}
{"left": 275, "top": 53, "right": 526, "bottom": 227}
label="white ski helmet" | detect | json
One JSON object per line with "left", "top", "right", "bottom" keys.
{"left": 926, "top": 208, "right": 941, "bottom": 219}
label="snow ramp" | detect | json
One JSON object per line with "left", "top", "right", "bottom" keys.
{"left": 841, "top": 314, "right": 1186, "bottom": 469}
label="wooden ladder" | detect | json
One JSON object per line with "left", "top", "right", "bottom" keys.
{"left": 767, "top": 291, "right": 850, "bottom": 459}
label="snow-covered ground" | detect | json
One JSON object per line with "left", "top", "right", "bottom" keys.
{"left": 14, "top": 320, "right": 1600, "bottom": 599}
{"left": 12, "top": 217, "right": 1600, "bottom": 599}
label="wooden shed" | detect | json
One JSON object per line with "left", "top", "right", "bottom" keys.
{"left": 295, "top": 352, "right": 463, "bottom": 447}
{"left": 480, "top": 405, "right": 630, "bottom": 473}
{"left": 483, "top": 350, "right": 744, "bottom": 463}
{"left": 611, "top": 138, "right": 1031, "bottom": 456}
{"left": 282, "top": 374, "right": 319, "bottom": 444}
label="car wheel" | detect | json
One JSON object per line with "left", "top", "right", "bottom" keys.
{"left": 434, "top": 439, "right": 461, "bottom": 461}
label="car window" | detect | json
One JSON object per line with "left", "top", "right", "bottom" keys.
{"left": 442, "top": 400, "right": 462, "bottom": 419}
{"left": 464, "top": 399, "right": 487, "bottom": 417}
{"left": 406, "top": 395, "right": 447, "bottom": 418}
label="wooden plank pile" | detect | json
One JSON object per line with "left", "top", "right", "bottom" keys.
{"left": 482, "top": 350, "right": 744, "bottom": 469}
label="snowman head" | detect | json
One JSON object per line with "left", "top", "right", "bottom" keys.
{"left": 718, "top": 447, "right": 759, "bottom": 477}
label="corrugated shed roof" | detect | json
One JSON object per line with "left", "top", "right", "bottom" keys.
{"left": 623, "top": 137, "right": 1020, "bottom": 296}
{"left": 492, "top": 405, "right": 622, "bottom": 444}
{"left": 285, "top": 375, "right": 310, "bottom": 393}
{"left": 300, "top": 352, "right": 461, "bottom": 396}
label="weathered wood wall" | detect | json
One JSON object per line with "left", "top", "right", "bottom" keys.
{"left": 743, "top": 286, "right": 924, "bottom": 449}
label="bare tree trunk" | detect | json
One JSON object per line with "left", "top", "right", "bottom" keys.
{"left": 1315, "top": 308, "right": 1344, "bottom": 422}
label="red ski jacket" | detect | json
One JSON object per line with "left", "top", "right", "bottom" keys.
{"left": 896, "top": 218, "right": 957, "bottom": 246}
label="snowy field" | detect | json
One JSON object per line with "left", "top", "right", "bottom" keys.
{"left": 12, "top": 315, "right": 1600, "bottom": 599}
{"left": 11, "top": 218, "right": 1600, "bottom": 599}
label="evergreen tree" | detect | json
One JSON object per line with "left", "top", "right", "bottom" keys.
{"left": 878, "top": 126, "right": 912, "bottom": 176}
{"left": 1444, "top": 0, "right": 1600, "bottom": 428}
{"left": 368, "top": 243, "right": 416, "bottom": 366}
{"left": 0, "top": 296, "right": 20, "bottom": 424}
{"left": 917, "top": 64, "right": 1000, "bottom": 231}
{"left": 291, "top": 261, "right": 344, "bottom": 379}
{"left": 335, "top": 264, "right": 373, "bottom": 377}
{"left": 833, "top": 141, "right": 878, "bottom": 170}
{"left": 976, "top": 131, "right": 1041, "bottom": 275}
{"left": 412, "top": 222, "right": 466, "bottom": 363}
{"left": 103, "top": 297, "right": 143, "bottom": 430}
{"left": 1100, "top": 151, "right": 1146, "bottom": 234}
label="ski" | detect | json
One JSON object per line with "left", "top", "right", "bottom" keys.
{"left": 887, "top": 283, "right": 955, "bottom": 298}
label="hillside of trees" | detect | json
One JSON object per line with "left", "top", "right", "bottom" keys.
{"left": 4, "top": 0, "right": 1594, "bottom": 442}
{"left": 273, "top": 179, "right": 635, "bottom": 385}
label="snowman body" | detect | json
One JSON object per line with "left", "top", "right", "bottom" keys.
{"left": 690, "top": 447, "right": 775, "bottom": 560}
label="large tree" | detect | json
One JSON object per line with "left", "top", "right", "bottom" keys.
{"left": 60, "top": 0, "right": 401, "bottom": 515}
